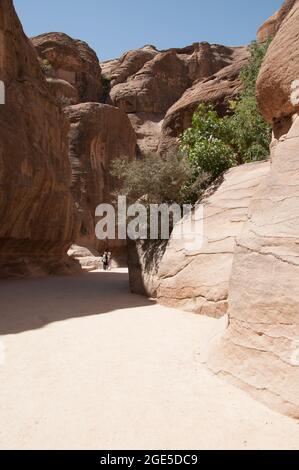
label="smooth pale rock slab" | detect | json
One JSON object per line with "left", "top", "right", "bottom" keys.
{"left": 157, "top": 161, "right": 270, "bottom": 317}
{"left": 209, "top": 116, "right": 299, "bottom": 418}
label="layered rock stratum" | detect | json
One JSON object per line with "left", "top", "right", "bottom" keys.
{"left": 157, "top": 161, "right": 270, "bottom": 316}
{"left": 209, "top": 0, "right": 299, "bottom": 418}
{"left": 0, "top": 0, "right": 77, "bottom": 277}
{"left": 32, "top": 32, "right": 103, "bottom": 104}
{"left": 64, "top": 102, "right": 136, "bottom": 260}
{"left": 103, "top": 44, "right": 249, "bottom": 155}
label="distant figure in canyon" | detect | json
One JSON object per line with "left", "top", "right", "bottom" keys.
{"left": 102, "top": 249, "right": 112, "bottom": 271}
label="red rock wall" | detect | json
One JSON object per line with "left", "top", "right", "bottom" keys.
{"left": 0, "top": 0, "right": 77, "bottom": 276}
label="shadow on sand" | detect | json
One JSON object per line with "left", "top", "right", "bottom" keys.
{"left": 0, "top": 271, "right": 155, "bottom": 335}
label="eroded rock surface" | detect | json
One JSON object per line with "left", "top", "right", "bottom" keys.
{"left": 209, "top": 1, "right": 299, "bottom": 418}
{"left": 157, "top": 161, "right": 270, "bottom": 317}
{"left": 159, "top": 50, "right": 249, "bottom": 154}
{"left": 257, "top": 0, "right": 297, "bottom": 43}
{"left": 256, "top": 0, "right": 299, "bottom": 123}
{"left": 32, "top": 32, "right": 103, "bottom": 104}
{"left": 64, "top": 103, "right": 136, "bottom": 259}
{"left": 104, "top": 44, "right": 249, "bottom": 155}
{"left": 0, "top": 0, "right": 77, "bottom": 277}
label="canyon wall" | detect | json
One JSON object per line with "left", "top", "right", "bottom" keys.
{"left": 209, "top": 0, "right": 299, "bottom": 418}
{"left": 65, "top": 102, "right": 136, "bottom": 261}
{"left": 0, "top": 0, "right": 77, "bottom": 277}
{"left": 32, "top": 32, "right": 103, "bottom": 104}
{"left": 157, "top": 162, "right": 270, "bottom": 316}
{"left": 102, "top": 44, "right": 249, "bottom": 156}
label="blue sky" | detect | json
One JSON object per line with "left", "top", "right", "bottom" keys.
{"left": 14, "top": 0, "right": 282, "bottom": 62}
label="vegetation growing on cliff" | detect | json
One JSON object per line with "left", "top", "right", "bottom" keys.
{"left": 111, "top": 152, "right": 191, "bottom": 206}
{"left": 181, "top": 40, "right": 272, "bottom": 199}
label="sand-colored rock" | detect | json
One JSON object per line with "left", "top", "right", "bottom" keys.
{"left": 68, "top": 244, "right": 102, "bottom": 271}
{"left": 209, "top": 5, "right": 299, "bottom": 417}
{"left": 257, "top": 0, "right": 297, "bottom": 42}
{"left": 0, "top": 0, "right": 77, "bottom": 277}
{"left": 127, "top": 240, "right": 168, "bottom": 297}
{"left": 32, "top": 32, "right": 102, "bottom": 103}
{"left": 209, "top": 116, "right": 299, "bottom": 418}
{"left": 159, "top": 50, "right": 249, "bottom": 154}
{"left": 157, "top": 161, "right": 270, "bottom": 316}
{"left": 256, "top": 0, "right": 299, "bottom": 123}
{"left": 101, "top": 45, "right": 158, "bottom": 87}
{"left": 64, "top": 103, "right": 136, "bottom": 258}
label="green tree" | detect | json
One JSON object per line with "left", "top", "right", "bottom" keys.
{"left": 227, "top": 40, "right": 272, "bottom": 162}
{"left": 181, "top": 40, "right": 272, "bottom": 197}
{"left": 110, "top": 152, "right": 191, "bottom": 206}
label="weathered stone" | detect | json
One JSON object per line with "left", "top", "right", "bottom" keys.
{"left": 0, "top": 0, "right": 77, "bottom": 277}
{"left": 257, "top": 0, "right": 297, "bottom": 42}
{"left": 157, "top": 161, "right": 270, "bottom": 317}
{"left": 159, "top": 50, "right": 249, "bottom": 154}
{"left": 256, "top": 0, "right": 299, "bottom": 123}
{"left": 64, "top": 103, "right": 136, "bottom": 259}
{"left": 106, "top": 43, "right": 248, "bottom": 155}
{"left": 128, "top": 240, "right": 168, "bottom": 298}
{"left": 32, "top": 32, "right": 102, "bottom": 103}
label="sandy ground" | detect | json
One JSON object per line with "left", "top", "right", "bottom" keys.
{"left": 0, "top": 269, "right": 298, "bottom": 450}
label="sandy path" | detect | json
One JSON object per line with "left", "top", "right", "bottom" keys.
{"left": 0, "top": 269, "right": 298, "bottom": 450}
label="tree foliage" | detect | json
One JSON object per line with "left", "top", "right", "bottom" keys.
{"left": 181, "top": 40, "right": 272, "bottom": 195}
{"left": 110, "top": 152, "right": 191, "bottom": 206}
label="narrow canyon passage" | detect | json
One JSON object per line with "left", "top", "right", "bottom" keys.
{"left": 0, "top": 270, "right": 298, "bottom": 450}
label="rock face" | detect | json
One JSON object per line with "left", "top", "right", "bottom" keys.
{"left": 256, "top": 0, "right": 299, "bottom": 124}
{"left": 127, "top": 240, "right": 168, "bottom": 297}
{"left": 104, "top": 44, "right": 249, "bottom": 155}
{"left": 209, "top": 1, "right": 299, "bottom": 418}
{"left": 159, "top": 51, "right": 249, "bottom": 154}
{"left": 32, "top": 32, "right": 103, "bottom": 104}
{"left": 64, "top": 103, "right": 136, "bottom": 260}
{"left": 0, "top": 0, "right": 77, "bottom": 277}
{"left": 157, "top": 161, "right": 270, "bottom": 316}
{"left": 257, "top": 0, "right": 297, "bottom": 43}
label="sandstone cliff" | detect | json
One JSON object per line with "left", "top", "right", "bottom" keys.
{"left": 32, "top": 32, "right": 103, "bottom": 104}
{"left": 0, "top": 0, "right": 77, "bottom": 277}
{"left": 157, "top": 161, "right": 270, "bottom": 316}
{"left": 209, "top": 0, "right": 299, "bottom": 418}
{"left": 64, "top": 103, "right": 136, "bottom": 261}
{"left": 103, "top": 44, "right": 249, "bottom": 156}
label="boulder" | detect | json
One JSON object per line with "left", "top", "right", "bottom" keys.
{"left": 68, "top": 244, "right": 102, "bottom": 272}
{"left": 64, "top": 103, "right": 136, "bottom": 260}
{"left": 128, "top": 240, "right": 168, "bottom": 298}
{"left": 0, "top": 0, "right": 77, "bottom": 277}
{"left": 157, "top": 161, "right": 270, "bottom": 317}
{"left": 32, "top": 32, "right": 102, "bottom": 103}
